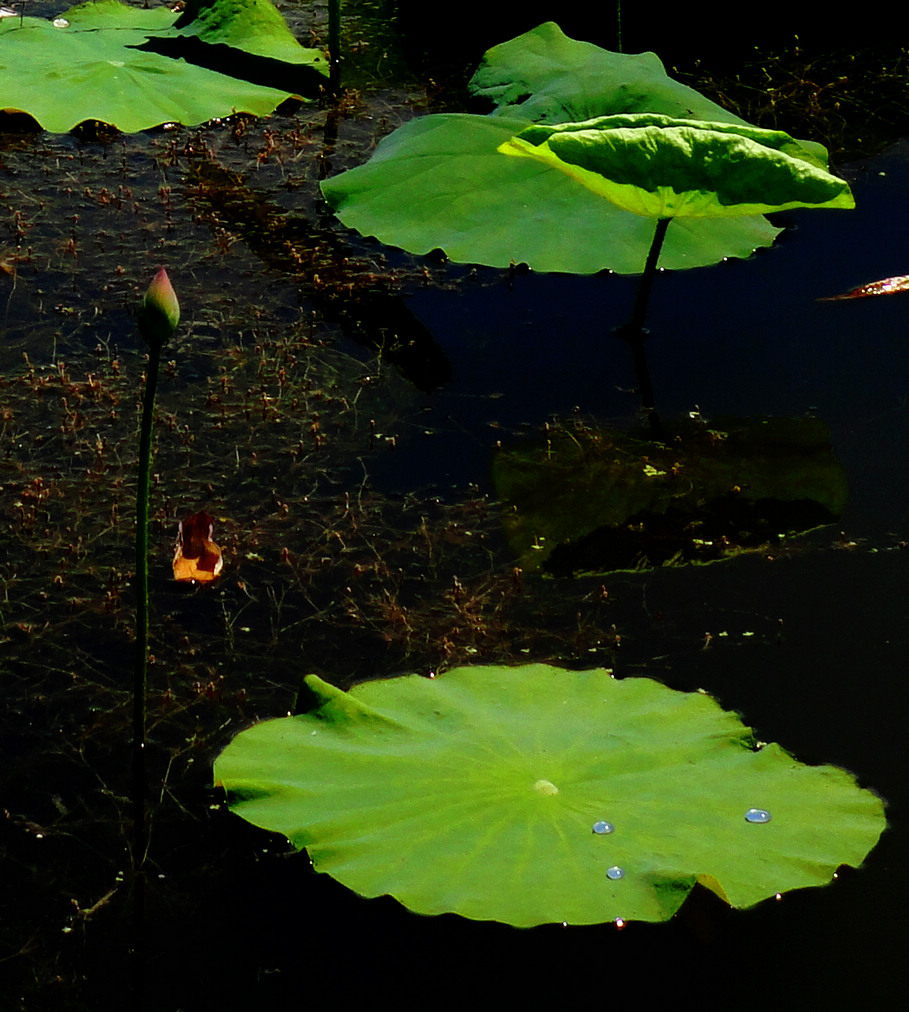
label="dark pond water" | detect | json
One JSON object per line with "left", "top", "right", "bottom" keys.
{"left": 1, "top": 2, "right": 908, "bottom": 1009}
{"left": 379, "top": 146, "right": 909, "bottom": 532}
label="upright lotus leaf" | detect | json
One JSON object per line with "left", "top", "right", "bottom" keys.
{"left": 214, "top": 664, "right": 885, "bottom": 927}
{"left": 322, "top": 113, "right": 767, "bottom": 275}
{"left": 321, "top": 24, "right": 786, "bottom": 274}
{"left": 320, "top": 118, "right": 780, "bottom": 270}
{"left": 499, "top": 115, "right": 855, "bottom": 219}
{"left": 171, "top": 0, "right": 314, "bottom": 61}
{"left": 471, "top": 20, "right": 752, "bottom": 127}
{"left": 493, "top": 417, "right": 849, "bottom": 574}
{"left": 0, "top": 0, "right": 327, "bottom": 133}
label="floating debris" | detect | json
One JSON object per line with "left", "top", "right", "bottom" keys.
{"left": 819, "top": 275, "right": 909, "bottom": 300}
{"left": 173, "top": 511, "right": 223, "bottom": 583}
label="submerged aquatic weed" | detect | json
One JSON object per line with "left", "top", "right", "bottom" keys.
{"left": 674, "top": 44, "right": 909, "bottom": 163}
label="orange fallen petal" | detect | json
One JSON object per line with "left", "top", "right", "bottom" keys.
{"left": 173, "top": 511, "right": 223, "bottom": 583}
{"left": 818, "top": 274, "right": 909, "bottom": 300}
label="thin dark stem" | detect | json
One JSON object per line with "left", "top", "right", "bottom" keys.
{"left": 132, "top": 339, "right": 161, "bottom": 1009}
{"left": 627, "top": 216, "right": 671, "bottom": 337}
{"left": 628, "top": 328, "right": 658, "bottom": 423}
{"left": 133, "top": 341, "right": 160, "bottom": 864}
{"left": 328, "top": 0, "right": 341, "bottom": 94}
{"left": 617, "top": 217, "right": 672, "bottom": 438}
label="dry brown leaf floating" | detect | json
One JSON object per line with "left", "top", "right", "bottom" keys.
{"left": 819, "top": 275, "right": 909, "bottom": 300}
{"left": 173, "top": 511, "right": 223, "bottom": 583}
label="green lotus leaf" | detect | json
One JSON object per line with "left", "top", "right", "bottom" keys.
{"left": 214, "top": 664, "right": 885, "bottom": 926}
{"left": 171, "top": 0, "right": 315, "bottom": 61}
{"left": 499, "top": 114, "right": 855, "bottom": 218}
{"left": 0, "top": 0, "right": 328, "bottom": 133}
{"left": 494, "top": 416, "right": 849, "bottom": 574}
{"left": 321, "top": 23, "right": 793, "bottom": 274}
{"left": 321, "top": 112, "right": 781, "bottom": 275}
{"left": 471, "top": 20, "right": 755, "bottom": 127}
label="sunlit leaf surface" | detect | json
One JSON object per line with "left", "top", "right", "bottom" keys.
{"left": 320, "top": 23, "right": 850, "bottom": 275}
{"left": 499, "top": 115, "right": 854, "bottom": 218}
{"left": 214, "top": 664, "right": 885, "bottom": 926}
{"left": 321, "top": 23, "right": 789, "bottom": 274}
{"left": 0, "top": 0, "right": 327, "bottom": 132}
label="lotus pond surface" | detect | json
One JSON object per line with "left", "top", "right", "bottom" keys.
{"left": 1, "top": 2, "right": 908, "bottom": 1009}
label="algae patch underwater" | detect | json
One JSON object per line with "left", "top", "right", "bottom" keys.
{"left": 214, "top": 663, "right": 885, "bottom": 926}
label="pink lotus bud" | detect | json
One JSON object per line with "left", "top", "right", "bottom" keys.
{"left": 138, "top": 268, "right": 180, "bottom": 347}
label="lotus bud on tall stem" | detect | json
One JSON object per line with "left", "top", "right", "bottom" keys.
{"left": 132, "top": 267, "right": 179, "bottom": 1006}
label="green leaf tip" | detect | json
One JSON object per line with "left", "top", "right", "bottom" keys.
{"left": 297, "top": 673, "right": 413, "bottom": 731}
{"left": 138, "top": 268, "right": 180, "bottom": 347}
{"left": 499, "top": 114, "right": 855, "bottom": 219}
{"left": 214, "top": 664, "right": 885, "bottom": 926}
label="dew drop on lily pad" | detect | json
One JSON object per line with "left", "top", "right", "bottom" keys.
{"left": 592, "top": 821, "right": 615, "bottom": 835}
{"left": 745, "top": 807, "right": 772, "bottom": 823}
{"left": 606, "top": 866, "right": 625, "bottom": 880}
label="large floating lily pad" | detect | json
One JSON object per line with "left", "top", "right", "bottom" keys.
{"left": 0, "top": 0, "right": 328, "bottom": 133}
{"left": 321, "top": 22, "right": 798, "bottom": 274}
{"left": 214, "top": 664, "right": 885, "bottom": 926}
{"left": 494, "top": 416, "right": 849, "bottom": 574}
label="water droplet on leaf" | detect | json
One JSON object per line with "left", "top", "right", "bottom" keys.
{"left": 592, "top": 821, "right": 614, "bottom": 835}
{"left": 606, "top": 866, "right": 625, "bottom": 880}
{"left": 745, "top": 808, "right": 772, "bottom": 823}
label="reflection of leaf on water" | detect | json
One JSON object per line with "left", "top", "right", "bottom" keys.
{"left": 214, "top": 663, "right": 886, "bottom": 926}
{"left": 493, "top": 416, "right": 849, "bottom": 575}
{"left": 819, "top": 275, "right": 909, "bottom": 300}
{"left": 173, "top": 511, "right": 223, "bottom": 582}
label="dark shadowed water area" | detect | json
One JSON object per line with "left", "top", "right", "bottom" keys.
{"left": 378, "top": 146, "right": 909, "bottom": 535}
{"left": 2, "top": 2, "right": 908, "bottom": 1009}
